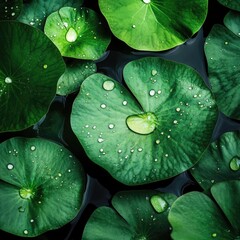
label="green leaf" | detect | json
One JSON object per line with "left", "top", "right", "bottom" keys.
{"left": 0, "top": 137, "right": 86, "bottom": 237}
{"left": 71, "top": 57, "right": 218, "bottom": 185}
{"left": 217, "top": 0, "right": 240, "bottom": 11}
{"left": 98, "top": 0, "right": 208, "bottom": 51}
{"left": 17, "top": 0, "right": 83, "bottom": 29}
{"left": 57, "top": 60, "right": 97, "bottom": 96}
{"left": 204, "top": 24, "right": 240, "bottom": 120}
{"left": 211, "top": 181, "right": 240, "bottom": 234}
{"left": 82, "top": 190, "right": 177, "bottom": 240}
{"left": 224, "top": 11, "right": 240, "bottom": 36}
{"left": 0, "top": 0, "right": 23, "bottom": 20}
{"left": 0, "top": 21, "right": 65, "bottom": 132}
{"left": 190, "top": 131, "right": 240, "bottom": 191}
{"left": 169, "top": 190, "right": 236, "bottom": 240}
{"left": 44, "top": 7, "right": 111, "bottom": 60}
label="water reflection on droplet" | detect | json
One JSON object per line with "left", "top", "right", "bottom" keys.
{"left": 229, "top": 156, "right": 240, "bottom": 171}
{"left": 103, "top": 80, "right": 115, "bottom": 91}
{"left": 7, "top": 163, "right": 14, "bottom": 170}
{"left": 150, "top": 195, "right": 168, "bottom": 213}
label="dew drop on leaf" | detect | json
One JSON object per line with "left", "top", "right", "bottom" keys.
{"left": 18, "top": 206, "right": 25, "bottom": 213}
{"left": 108, "top": 123, "right": 115, "bottom": 129}
{"left": 23, "top": 230, "right": 28, "bottom": 235}
{"left": 65, "top": 27, "right": 78, "bottom": 43}
{"left": 5, "top": 77, "right": 12, "bottom": 84}
{"left": 30, "top": 145, "right": 36, "bottom": 151}
{"left": 7, "top": 163, "right": 14, "bottom": 170}
{"left": 149, "top": 89, "right": 156, "bottom": 96}
{"left": 229, "top": 156, "right": 240, "bottom": 171}
{"left": 102, "top": 80, "right": 115, "bottom": 91}
{"left": 150, "top": 195, "right": 168, "bottom": 213}
{"left": 143, "top": 0, "right": 151, "bottom": 4}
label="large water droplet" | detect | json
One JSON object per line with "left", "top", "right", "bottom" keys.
{"left": 150, "top": 195, "right": 168, "bottom": 213}
{"left": 149, "top": 90, "right": 155, "bottom": 96}
{"left": 5, "top": 77, "right": 12, "bottom": 84}
{"left": 151, "top": 69, "right": 157, "bottom": 76}
{"left": 7, "top": 163, "right": 14, "bottom": 170}
{"left": 103, "top": 80, "right": 115, "bottom": 91}
{"left": 19, "top": 188, "right": 34, "bottom": 200}
{"left": 143, "top": 0, "right": 151, "bottom": 3}
{"left": 66, "top": 27, "right": 78, "bottom": 43}
{"left": 126, "top": 112, "right": 157, "bottom": 135}
{"left": 229, "top": 156, "right": 240, "bottom": 171}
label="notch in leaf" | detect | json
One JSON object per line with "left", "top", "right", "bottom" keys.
{"left": 71, "top": 57, "right": 218, "bottom": 185}
{"left": 82, "top": 190, "right": 177, "bottom": 240}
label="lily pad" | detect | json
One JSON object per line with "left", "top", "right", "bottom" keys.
{"left": 82, "top": 190, "right": 177, "bottom": 240}
{"left": 71, "top": 57, "right": 218, "bottom": 185}
{"left": 0, "top": 137, "right": 86, "bottom": 237}
{"left": 17, "top": 0, "right": 83, "bottom": 29}
{"left": 57, "top": 60, "right": 97, "bottom": 96}
{"left": 204, "top": 24, "right": 240, "bottom": 120}
{"left": 169, "top": 180, "right": 240, "bottom": 240}
{"left": 98, "top": 0, "right": 208, "bottom": 51}
{"left": 44, "top": 7, "right": 111, "bottom": 60}
{"left": 224, "top": 11, "right": 240, "bottom": 36}
{"left": 0, "top": 21, "right": 65, "bottom": 132}
{"left": 218, "top": 0, "right": 240, "bottom": 11}
{"left": 0, "top": 0, "right": 22, "bottom": 20}
{"left": 190, "top": 131, "right": 240, "bottom": 191}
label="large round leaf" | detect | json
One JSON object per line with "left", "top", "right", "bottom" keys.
{"left": 0, "top": 137, "right": 86, "bottom": 237}
{"left": 204, "top": 24, "right": 240, "bottom": 120}
{"left": 191, "top": 131, "right": 240, "bottom": 191}
{"left": 98, "top": 0, "right": 208, "bottom": 51}
{"left": 169, "top": 181, "right": 240, "bottom": 239}
{"left": 0, "top": 21, "right": 65, "bottom": 132}
{"left": 217, "top": 0, "right": 240, "bottom": 11}
{"left": 71, "top": 57, "right": 218, "bottom": 185}
{"left": 82, "top": 190, "right": 177, "bottom": 240}
{"left": 57, "top": 60, "right": 97, "bottom": 96}
{"left": 224, "top": 11, "right": 240, "bottom": 36}
{"left": 17, "top": 0, "right": 83, "bottom": 29}
{"left": 44, "top": 7, "right": 111, "bottom": 60}
{"left": 0, "top": 0, "right": 22, "bottom": 20}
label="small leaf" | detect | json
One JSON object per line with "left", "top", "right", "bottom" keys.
{"left": 0, "top": 137, "right": 86, "bottom": 237}
{"left": 44, "top": 7, "right": 111, "bottom": 60}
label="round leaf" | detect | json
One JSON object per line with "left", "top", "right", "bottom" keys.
{"left": 17, "top": 0, "right": 83, "bottom": 29}
{"left": 0, "top": 0, "right": 22, "bottom": 20}
{"left": 0, "top": 21, "right": 65, "bottom": 132}
{"left": 211, "top": 180, "right": 240, "bottom": 234}
{"left": 44, "top": 7, "right": 111, "bottom": 60}
{"left": 204, "top": 24, "right": 240, "bottom": 120}
{"left": 224, "top": 11, "right": 240, "bottom": 36}
{"left": 169, "top": 191, "right": 235, "bottom": 240}
{"left": 98, "top": 0, "right": 208, "bottom": 51}
{"left": 82, "top": 190, "right": 177, "bottom": 240}
{"left": 57, "top": 60, "right": 97, "bottom": 96}
{"left": 217, "top": 0, "right": 240, "bottom": 11}
{"left": 0, "top": 137, "right": 86, "bottom": 237}
{"left": 71, "top": 57, "right": 218, "bottom": 185}
{"left": 191, "top": 131, "right": 240, "bottom": 191}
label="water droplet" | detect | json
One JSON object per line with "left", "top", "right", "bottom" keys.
{"left": 149, "top": 90, "right": 155, "bottom": 96}
{"left": 143, "top": 0, "right": 151, "bottom": 3}
{"left": 122, "top": 100, "right": 128, "bottom": 106}
{"left": 132, "top": 24, "right": 136, "bottom": 28}
{"left": 108, "top": 123, "right": 115, "bottom": 129}
{"left": 68, "top": 169, "right": 71, "bottom": 172}
{"left": 151, "top": 69, "right": 157, "bottom": 76}
{"left": 100, "top": 104, "right": 106, "bottom": 109}
{"left": 98, "top": 138, "right": 104, "bottom": 143}
{"left": 7, "top": 163, "right": 14, "bottom": 170}
{"left": 212, "top": 233, "right": 217, "bottom": 238}
{"left": 193, "top": 94, "right": 197, "bottom": 98}
{"left": 103, "top": 80, "right": 115, "bottom": 91}
{"left": 176, "top": 107, "right": 181, "bottom": 112}
{"left": 11, "top": 12, "right": 15, "bottom": 16}
{"left": 43, "top": 64, "right": 48, "bottom": 69}
{"left": 126, "top": 112, "right": 157, "bottom": 135}
{"left": 118, "top": 149, "right": 122, "bottom": 153}
{"left": 229, "top": 156, "right": 240, "bottom": 171}
{"left": 165, "top": 154, "right": 169, "bottom": 157}
{"left": 99, "top": 148, "right": 104, "bottom": 153}
{"left": 150, "top": 195, "right": 168, "bottom": 213}
{"left": 18, "top": 206, "right": 25, "bottom": 212}
{"left": 155, "top": 139, "right": 160, "bottom": 144}
{"left": 23, "top": 230, "right": 28, "bottom": 235}
{"left": 138, "top": 148, "right": 143, "bottom": 152}
{"left": 63, "top": 22, "right": 68, "bottom": 28}
{"left": 30, "top": 145, "right": 36, "bottom": 151}
{"left": 5, "top": 77, "right": 12, "bottom": 84}
{"left": 224, "top": 41, "right": 228, "bottom": 45}
{"left": 173, "top": 120, "right": 178, "bottom": 124}
{"left": 19, "top": 188, "right": 34, "bottom": 200}
{"left": 66, "top": 27, "right": 78, "bottom": 43}
{"left": 157, "top": 90, "right": 161, "bottom": 94}
{"left": 30, "top": 219, "right": 34, "bottom": 223}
